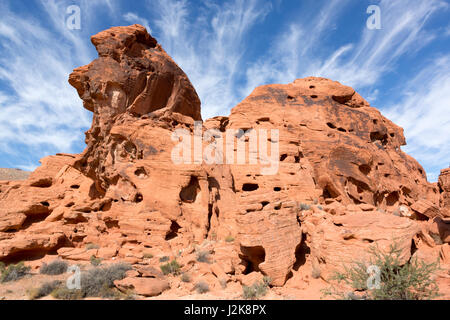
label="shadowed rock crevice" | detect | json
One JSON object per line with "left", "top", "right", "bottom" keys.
{"left": 180, "top": 176, "right": 200, "bottom": 203}
{"left": 240, "top": 245, "right": 266, "bottom": 274}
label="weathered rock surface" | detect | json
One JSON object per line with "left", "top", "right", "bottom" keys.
{"left": 114, "top": 277, "right": 170, "bottom": 297}
{"left": 0, "top": 24, "right": 449, "bottom": 297}
{"left": 438, "top": 168, "right": 450, "bottom": 218}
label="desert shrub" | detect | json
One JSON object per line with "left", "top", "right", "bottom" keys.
{"left": 90, "top": 255, "right": 102, "bottom": 266}
{"left": 29, "top": 280, "right": 62, "bottom": 300}
{"left": 143, "top": 253, "right": 154, "bottom": 259}
{"left": 195, "top": 281, "right": 210, "bottom": 294}
{"left": 159, "top": 256, "right": 170, "bottom": 262}
{"left": 160, "top": 260, "right": 181, "bottom": 275}
{"left": 196, "top": 250, "right": 211, "bottom": 263}
{"left": 0, "top": 262, "right": 30, "bottom": 283}
{"left": 243, "top": 277, "right": 271, "bottom": 300}
{"left": 51, "top": 287, "right": 83, "bottom": 300}
{"left": 40, "top": 260, "right": 68, "bottom": 275}
{"left": 86, "top": 243, "right": 100, "bottom": 250}
{"left": 298, "top": 203, "right": 311, "bottom": 211}
{"left": 80, "top": 263, "right": 132, "bottom": 298}
{"left": 225, "top": 235, "right": 235, "bottom": 243}
{"left": 323, "top": 242, "right": 440, "bottom": 300}
{"left": 181, "top": 273, "right": 191, "bottom": 283}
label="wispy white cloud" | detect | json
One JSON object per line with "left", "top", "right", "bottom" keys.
{"left": 148, "top": 0, "right": 272, "bottom": 118}
{"left": 384, "top": 55, "right": 450, "bottom": 181}
{"left": 123, "top": 12, "right": 152, "bottom": 33}
{"left": 0, "top": 1, "right": 94, "bottom": 169}
{"left": 243, "top": 0, "right": 349, "bottom": 95}
{"left": 244, "top": 0, "right": 448, "bottom": 92}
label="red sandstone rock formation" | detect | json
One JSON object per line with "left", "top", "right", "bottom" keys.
{"left": 439, "top": 168, "right": 450, "bottom": 219}
{"left": 0, "top": 25, "right": 449, "bottom": 296}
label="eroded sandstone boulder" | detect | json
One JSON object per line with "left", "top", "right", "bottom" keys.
{"left": 0, "top": 25, "right": 448, "bottom": 291}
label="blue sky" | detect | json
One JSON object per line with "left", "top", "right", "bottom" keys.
{"left": 0, "top": 0, "right": 449, "bottom": 181}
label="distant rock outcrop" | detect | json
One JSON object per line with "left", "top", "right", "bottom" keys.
{"left": 0, "top": 25, "right": 448, "bottom": 296}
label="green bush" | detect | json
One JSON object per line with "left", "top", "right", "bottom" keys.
{"left": 29, "top": 280, "right": 62, "bottom": 299}
{"left": 160, "top": 260, "right": 181, "bottom": 275}
{"left": 47, "top": 263, "right": 131, "bottom": 300}
{"left": 298, "top": 203, "right": 311, "bottom": 211}
{"left": 40, "top": 260, "right": 68, "bottom": 275}
{"left": 143, "top": 253, "right": 154, "bottom": 259}
{"left": 0, "top": 262, "right": 30, "bottom": 283}
{"left": 181, "top": 273, "right": 191, "bottom": 283}
{"left": 322, "top": 243, "right": 440, "bottom": 300}
{"left": 51, "top": 287, "right": 83, "bottom": 300}
{"left": 90, "top": 255, "right": 102, "bottom": 266}
{"left": 242, "top": 277, "right": 271, "bottom": 300}
{"left": 195, "top": 281, "right": 210, "bottom": 294}
{"left": 159, "top": 256, "right": 170, "bottom": 262}
{"left": 225, "top": 236, "right": 235, "bottom": 243}
{"left": 80, "top": 263, "right": 132, "bottom": 298}
{"left": 86, "top": 243, "right": 100, "bottom": 250}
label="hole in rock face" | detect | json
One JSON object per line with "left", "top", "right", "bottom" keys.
{"left": 40, "top": 201, "right": 50, "bottom": 207}
{"left": 165, "top": 220, "right": 181, "bottom": 240}
{"left": 240, "top": 245, "right": 266, "bottom": 274}
{"left": 359, "top": 164, "right": 371, "bottom": 176}
{"left": 274, "top": 187, "right": 281, "bottom": 192}
{"left": 287, "top": 95, "right": 294, "bottom": 100}
{"left": 310, "top": 95, "right": 318, "bottom": 99}
{"left": 134, "top": 193, "right": 143, "bottom": 203}
{"left": 337, "top": 127, "right": 347, "bottom": 132}
{"left": 261, "top": 201, "right": 269, "bottom": 208}
{"left": 180, "top": 176, "right": 200, "bottom": 203}
{"left": 21, "top": 212, "right": 50, "bottom": 229}
{"left": 370, "top": 132, "right": 388, "bottom": 145}
{"left": 309, "top": 85, "right": 315, "bottom": 89}
{"left": 280, "top": 154, "right": 288, "bottom": 162}
{"left": 326, "top": 122, "right": 337, "bottom": 129}
{"left": 242, "top": 183, "right": 259, "bottom": 192}
{"left": 322, "top": 185, "right": 339, "bottom": 200}
{"left": 293, "top": 234, "right": 310, "bottom": 271}
{"left": 386, "top": 191, "right": 399, "bottom": 207}
{"left": 134, "top": 167, "right": 148, "bottom": 179}
{"left": 70, "top": 185, "right": 80, "bottom": 189}
{"left": 410, "top": 239, "right": 418, "bottom": 256}
{"left": 30, "top": 178, "right": 52, "bottom": 188}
